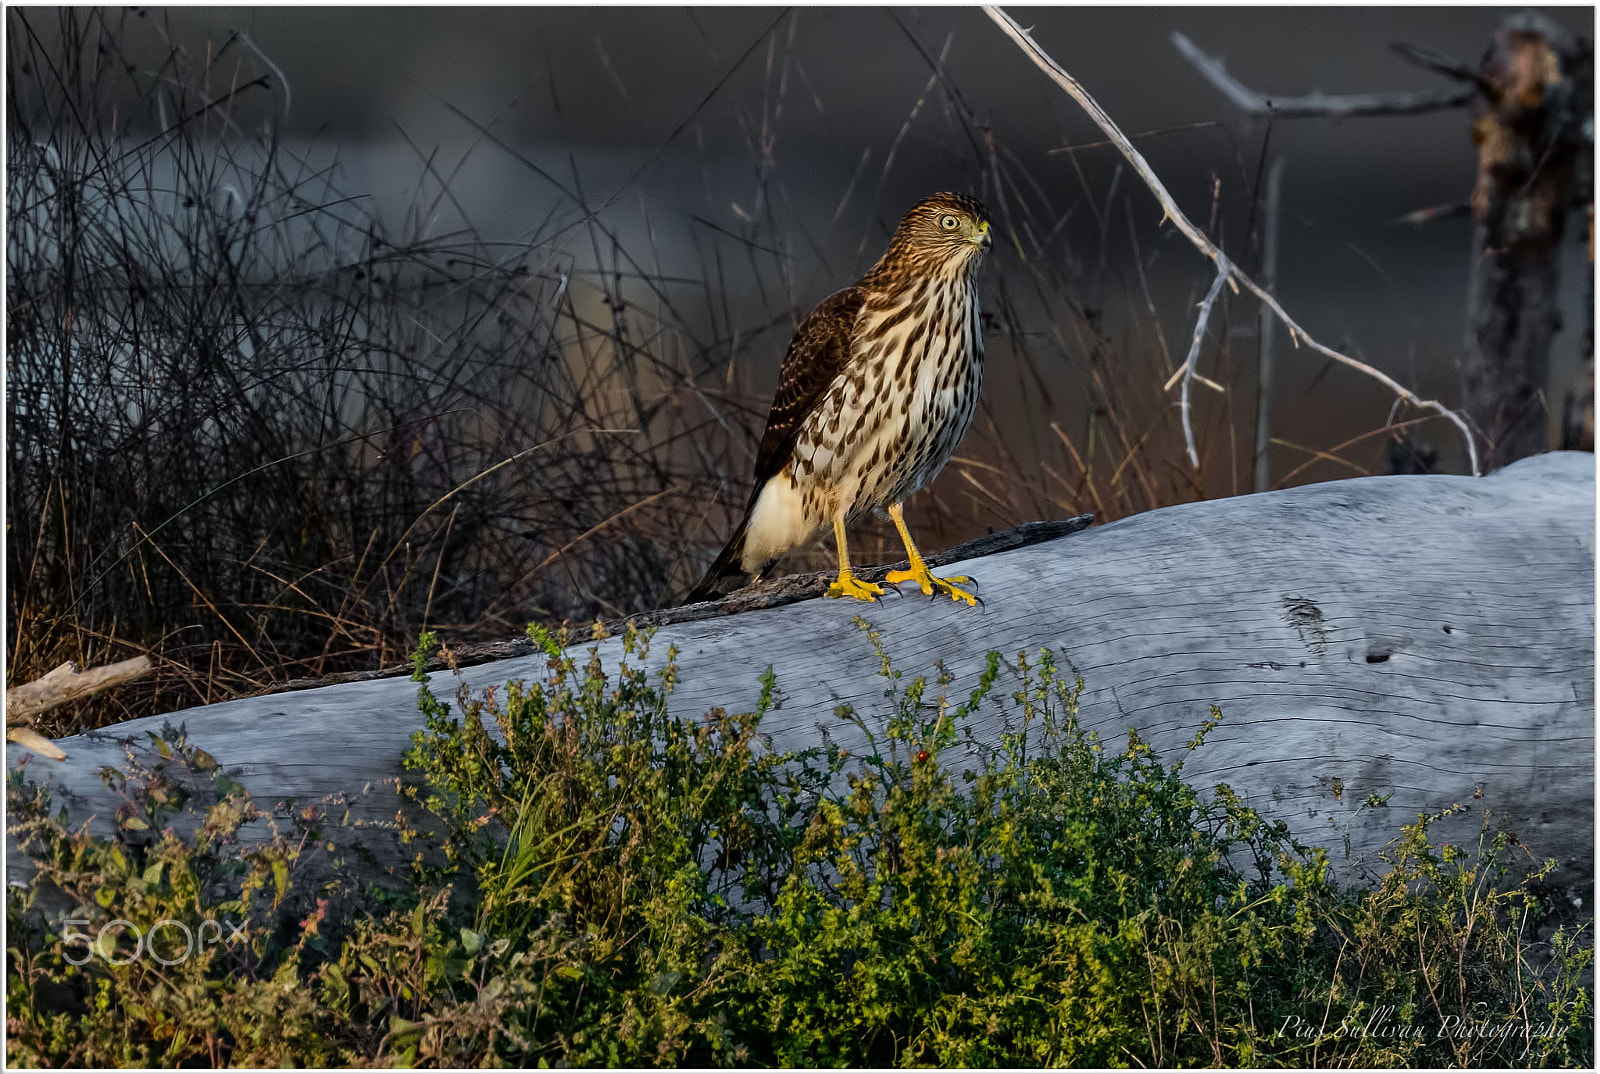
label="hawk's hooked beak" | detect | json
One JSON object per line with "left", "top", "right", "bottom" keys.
{"left": 973, "top": 220, "right": 992, "bottom": 248}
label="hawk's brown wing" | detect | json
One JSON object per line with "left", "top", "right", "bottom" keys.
{"left": 683, "top": 287, "right": 865, "bottom": 605}
{"left": 750, "top": 286, "right": 864, "bottom": 489}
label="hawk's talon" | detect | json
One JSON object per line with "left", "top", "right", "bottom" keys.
{"left": 884, "top": 565, "right": 979, "bottom": 605}
{"left": 827, "top": 572, "right": 885, "bottom": 602}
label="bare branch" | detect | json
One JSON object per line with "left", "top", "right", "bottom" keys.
{"left": 1389, "top": 42, "right": 1485, "bottom": 87}
{"left": 6, "top": 656, "right": 155, "bottom": 762}
{"left": 1254, "top": 157, "right": 1287, "bottom": 494}
{"left": 7, "top": 656, "right": 154, "bottom": 724}
{"left": 1171, "top": 32, "right": 1475, "bottom": 118}
{"left": 982, "top": 6, "right": 1481, "bottom": 475}
{"left": 6, "top": 727, "right": 66, "bottom": 762}
{"left": 1178, "top": 260, "right": 1232, "bottom": 469}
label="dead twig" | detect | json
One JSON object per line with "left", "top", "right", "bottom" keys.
{"left": 1171, "top": 32, "right": 1476, "bottom": 118}
{"left": 7, "top": 656, "right": 155, "bottom": 724}
{"left": 1389, "top": 41, "right": 1487, "bottom": 88}
{"left": 983, "top": 6, "right": 1481, "bottom": 476}
{"left": 6, "top": 728, "right": 67, "bottom": 762}
{"left": 1047, "top": 120, "right": 1221, "bottom": 154}
{"left": 7, "top": 656, "right": 155, "bottom": 760}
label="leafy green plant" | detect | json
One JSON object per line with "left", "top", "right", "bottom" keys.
{"left": 8, "top": 625, "right": 1592, "bottom": 1066}
{"left": 6, "top": 729, "right": 342, "bottom": 1066}
{"left": 379, "top": 623, "right": 845, "bottom": 1065}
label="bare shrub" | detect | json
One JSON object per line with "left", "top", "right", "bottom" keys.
{"left": 8, "top": 8, "right": 1347, "bottom": 726}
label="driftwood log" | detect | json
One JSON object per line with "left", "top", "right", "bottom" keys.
{"left": 7, "top": 452, "right": 1593, "bottom": 906}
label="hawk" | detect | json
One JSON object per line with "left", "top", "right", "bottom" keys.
{"left": 685, "top": 192, "right": 993, "bottom": 606}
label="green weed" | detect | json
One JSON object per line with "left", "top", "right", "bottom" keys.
{"left": 7, "top": 627, "right": 1591, "bottom": 1066}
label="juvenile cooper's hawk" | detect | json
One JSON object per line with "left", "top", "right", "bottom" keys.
{"left": 685, "top": 192, "right": 993, "bottom": 606}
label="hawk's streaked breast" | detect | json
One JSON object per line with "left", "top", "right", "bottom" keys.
{"left": 719, "top": 191, "right": 993, "bottom": 579}
{"left": 780, "top": 232, "right": 986, "bottom": 549}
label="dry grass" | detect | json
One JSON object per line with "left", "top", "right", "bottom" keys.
{"left": 7, "top": 8, "right": 1412, "bottom": 730}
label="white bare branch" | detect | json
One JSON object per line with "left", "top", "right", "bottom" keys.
{"left": 1177, "top": 260, "right": 1232, "bottom": 469}
{"left": 1388, "top": 41, "right": 1484, "bottom": 87}
{"left": 982, "top": 6, "right": 1481, "bottom": 475}
{"left": 1170, "top": 32, "right": 1475, "bottom": 118}
{"left": 5, "top": 655, "right": 155, "bottom": 762}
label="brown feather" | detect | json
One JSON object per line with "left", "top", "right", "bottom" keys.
{"left": 751, "top": 287, "right": 865, "bottom": 487}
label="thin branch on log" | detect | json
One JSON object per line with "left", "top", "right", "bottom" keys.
{"left": 1171, "top": 32, "right": 1476, "bottom": 117}
{"left": 7, "top": 656, "right": 154, "bottom": 723}
{"left": 982, "top": 6, "right": 1482, "bottom": 475}
{"left": 260, "top": 517, "right": 1099, "bottom": 695}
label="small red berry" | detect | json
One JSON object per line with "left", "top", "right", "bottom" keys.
{"left": 915, "top": 750, "right": 930, "bottom": 763}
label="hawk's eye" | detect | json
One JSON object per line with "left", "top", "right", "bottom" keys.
{"left": 940, "top": 214, "right": 960, "bottom": 230}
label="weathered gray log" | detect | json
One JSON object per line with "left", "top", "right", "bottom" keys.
{"left": 8, "top": 453, "right": 1593, "bottom": 905}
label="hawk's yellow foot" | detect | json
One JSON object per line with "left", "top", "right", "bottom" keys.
{"left": 885, "top": 563, "right": 978, "bottom": 605}
{"left": 826, "top": 517, "right": 884, "bottom": 601}
{"left": 827, "top": 570, "right": 885, "bottom": 602}
{"left": 884, "top": 501, "right": 978, "bottom": 605}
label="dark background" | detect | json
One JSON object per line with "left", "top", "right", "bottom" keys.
{"left": 136, "top": 3, "right": 1592, "bottom": 440}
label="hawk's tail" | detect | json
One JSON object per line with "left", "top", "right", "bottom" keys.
{"left": 683, "top": 515, "right": 753, "bottom": 606}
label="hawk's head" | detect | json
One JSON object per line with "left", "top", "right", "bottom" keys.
{"left": 882, "top": 192, "right": 993, "bottom": 278}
